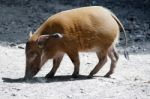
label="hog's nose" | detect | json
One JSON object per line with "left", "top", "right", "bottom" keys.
{"left": 24, "top": 66, "right": 40, "bottom": 81}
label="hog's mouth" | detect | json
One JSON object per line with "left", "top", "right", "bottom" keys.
{"left": 24, "top": 67, "right": 40, "bottom": 81}
{"left": 24, "top": 72, "right": 34, "bottom": 80}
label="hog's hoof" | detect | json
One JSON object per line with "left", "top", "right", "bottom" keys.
{"left": 45, "top": 74, "right": 54, "bottom": 79}
{"left": 104, "top": 74, "right": 111, "bottom": 78}
{"left": 72, "top": 74, "right": 79, "bottom": 78}
{"left": 23, "top": 76, "right": 33, "bottom": 81}
{"left": 87, "top": 75, "right": 93, "bottom": 79}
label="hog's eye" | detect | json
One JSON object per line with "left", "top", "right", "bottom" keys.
{"left": 38, "top": 44, "right": 43, "bottom": 49}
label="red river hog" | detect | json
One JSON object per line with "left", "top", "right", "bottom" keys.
{"left": 25, "top": 6, "right": 128, "bottom": 80}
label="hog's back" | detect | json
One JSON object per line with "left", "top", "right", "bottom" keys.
{"left": 37, "top": 6, "right": 120, "bottom": 51}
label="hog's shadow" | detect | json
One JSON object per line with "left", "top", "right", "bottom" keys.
{"left": 2, "top": 75, "right": 96, "bottom": 83}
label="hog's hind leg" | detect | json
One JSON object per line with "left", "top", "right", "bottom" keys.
{"left": 104, "top": 47, "right": 119, "bottom": 78}
{"left": 88, "top": 49, "right": 108, "bottom": 78}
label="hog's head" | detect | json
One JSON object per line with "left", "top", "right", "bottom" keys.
{"left": 24, "top": 31, "right": 42, "bottom": 80}
{"left": 24, "top": 32, "right": 63, "bottom": 80}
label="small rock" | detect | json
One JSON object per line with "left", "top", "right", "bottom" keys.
{"left": 9, "top": 43, "right": 16, "bottom": 47}
{"left": 86, "top": 62, "right": 91, "bottom": 65}
{"left": 138, "top": 46, "right": 142, "bottom": 49}
{"left": 142, "top": 89, "right": 145, "bottom": 92}
{"left": 11, "top": 93, "right": 16, "bottom": 96}
{"left": 24, "top": 95, "right": 28, "bottom": 97}
{"left": 12, "top": 88, "right": 21, "bottom": 91}
{"left": 80, "top": 88, "right": 84, "bottom": 93}
{"left": 18, "top": 46, "right": 25, "bottom": 49}
{"left": 134, "top": 77, "right": 138, "bottom": 81}
{"left": 67, "top": 95, "right": 72, "bottom": 98}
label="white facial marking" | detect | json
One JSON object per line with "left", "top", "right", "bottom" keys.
{"left": 40, "top": 51, "right": 48, "bottom": 67}
{"left": 29, "top": 53, "right": 38, "bottom": 63}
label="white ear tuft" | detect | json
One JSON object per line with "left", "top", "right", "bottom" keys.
{"left": 29, "top": 31, "right": 33, "bottom": 37}
{"left": 51, "top": 33, "right": 63, "bottom": 38}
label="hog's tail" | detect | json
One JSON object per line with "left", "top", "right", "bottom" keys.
{"left": 111, "top": 12, "right": 129, "bottom": 60}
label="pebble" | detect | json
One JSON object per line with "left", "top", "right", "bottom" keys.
{"left": 9, "top": 43, "right": 16, "bottom": 47}
{"left": 80, "top": 88, "right": 84, "bottom": 93}
{"left": 67, "top": 95, "right": 72, "bottom": 98}
{"left": 12, "top": 88, "right": 21, "bottom": 91}
{"left": 11, "top": 93, "right": 16, "bottom": 96}
{"left": 18, "top": 46, "right": 25, "bottom": 49}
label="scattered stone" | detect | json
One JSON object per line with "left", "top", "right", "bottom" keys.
{"left": 86, "top": 62, "right": 91, "bottom": 65}
{"left": 9, "top": 43, "right": 16, "bottom": 47}
{"left": 11, "top": 93, "right": 16, "bottom": 96}
{"left": 80, "top": 88, "right": 85, "bottom": 93}
{"left": 138, "top": 46, "right": 142, "bottom": 49}
{"left": 12, "top": 88, "right": 21, "bottom": 91}
{"left": 67, "top": 95, "right": 72, "bottom": 98}
{"left": 142, "top": 89, "right": 145, "bottom": 92}
{"left": 134, "top": 78, "right": 138, "bottom": 81}
{"left": 18, "top": 46, "right": 25, "bottom": 49}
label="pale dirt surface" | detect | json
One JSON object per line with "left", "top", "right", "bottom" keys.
{"left": 0, "top": 45, "right": 150, "bottom": 99}
{"left": 0, "top": 1, "right": 150, "bottom": 98}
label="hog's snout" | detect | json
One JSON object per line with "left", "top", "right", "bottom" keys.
{"left": 24, "top": 68, "right": 39, "bottom": 80}
{"left": 24, "top": 71, "right": 34, "bottom": 81}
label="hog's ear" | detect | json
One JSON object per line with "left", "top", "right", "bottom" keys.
{"left": 37, "top": 35, "right": 50, "bottom": 48}
{"left": 51, "top": 33, "right": 63, "bottom": 39}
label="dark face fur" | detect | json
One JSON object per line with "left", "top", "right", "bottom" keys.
{"left": 24, "top": 33, "right": 63, "bottom": 80}
{"left": 24, "top": 41, "right": 41, "bottom": 80}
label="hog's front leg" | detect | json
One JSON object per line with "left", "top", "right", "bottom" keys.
{"left": 45, "top": 53, "right": 64, "bottom": 79}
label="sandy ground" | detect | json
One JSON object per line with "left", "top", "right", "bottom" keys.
{"left": 0, "top": 1, "right": 150, "bottom": 99}
{"left": 0, "top": 45, "right": 150, "bottom": 99}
